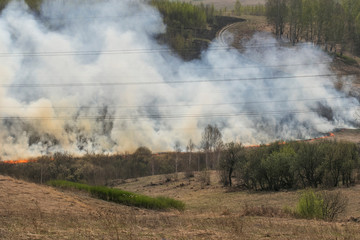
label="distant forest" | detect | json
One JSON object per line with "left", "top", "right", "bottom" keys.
{"left": 265, "top": 0, "right": 360, "bottom": 56}
{"left": 1, "top": 0, "right": 359, "bottom": 58}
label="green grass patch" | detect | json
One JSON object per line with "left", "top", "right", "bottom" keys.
{"left": 47, "top": 180, "right": 185, "bottom": 211}
{"left": 334, "top": 53, "right": 358, "bottom": 65}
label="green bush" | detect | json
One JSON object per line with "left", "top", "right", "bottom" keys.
{"left": 47, "top": 180, "right": 185, "bottom": 211}
{"left": 296, "top": 189, "right": 324, "bottom": 219}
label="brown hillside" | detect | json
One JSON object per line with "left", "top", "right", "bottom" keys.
{"left": 1, "top": 174, "right": 360, "bottom": 239}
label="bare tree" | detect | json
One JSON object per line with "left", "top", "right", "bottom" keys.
{"left": 174, "top": 141, "right": 181, "bottom": 173}
{"left": 201, "top": 124, "right": 223, "bottom": 169}
{"left": 214, "top": 137, "right": 225, "bottom": 169}
{"left": 186, "top": 139, "right": 195, "bottom": 169}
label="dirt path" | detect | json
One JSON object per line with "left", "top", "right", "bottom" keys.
{"left": 216, "top": 15, "right": 271, "bottom": 48}
{"left": 217, "top": 22, "right": 239, "bottom": 46}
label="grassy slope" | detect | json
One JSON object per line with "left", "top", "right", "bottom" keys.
{"left": 47, "top": 180, "right": 185, "bottom": 210}
{"left": 1, "top": 173, "right": 360, "bottom": 239}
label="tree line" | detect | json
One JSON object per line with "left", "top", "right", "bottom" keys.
{"left": 220, "top": 140, "right": 359, "bottom": 190}
{"left": 265, "top": 0, "right": 360, "bottom": 56}
{"left": 1, "top": 124, "right": 359, "bottom": 192}
{"left": 0, "top": 146, "right": 208, "bottom": 186}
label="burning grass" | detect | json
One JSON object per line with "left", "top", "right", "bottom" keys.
{"left": 47, "top": 180, "right": 185, "bottom": 211}
{"left": 2, "top": 159, "right": 35, "bottom": 164}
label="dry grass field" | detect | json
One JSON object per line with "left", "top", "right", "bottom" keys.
{"left": 1, "top": 172, "right": 360, "bottom": 240}
{"left": 333, "top": 129, "right": 360, "bottom": 144}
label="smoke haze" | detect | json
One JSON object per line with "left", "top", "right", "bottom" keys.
{"left": 0, "top": 0, "right": 358, "bottom": 160}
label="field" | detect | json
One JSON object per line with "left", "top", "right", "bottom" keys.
{"left": 1, "top": 173, "right": 360, "bottom": 239}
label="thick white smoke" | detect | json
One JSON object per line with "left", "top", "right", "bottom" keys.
{"left": 0, "top": 0, "right": 358, "bottom": 160}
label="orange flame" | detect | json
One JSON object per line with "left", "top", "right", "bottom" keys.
{"left": 306, "top": 132, "right": 335, "bottom": 142}
{"left": 2, "top": 159, "right": 35, "bottom": 164}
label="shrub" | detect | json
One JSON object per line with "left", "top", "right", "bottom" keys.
{"left": 296, "top": 189, "right": 324, "bottom": 219}
{"left": 296, "top": 189, "right": 348, "bottom": 221}
{"left": 198, "top": 169, "right": 210, "bottom": 187}
{"left": 321, "top": 191, "right": 348, "bottom": 221}
{"left": 242, "top": 204, "right": 288, "bottom": 218}
{"left": 184, "top": 169, "right": 194, "bottom": 179}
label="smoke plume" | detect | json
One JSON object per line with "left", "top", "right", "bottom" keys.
{"left": 0, "top": 0, "right": 358, "bottom": 160}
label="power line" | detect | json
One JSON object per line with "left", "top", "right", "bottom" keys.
{"left": 0, "top": 42, "right": 331, "bottom": 57}
{"left": 0, "top": 45, "right": 234, "bottom": 57}
{"left": 2, "top": 61, "right": 333, "bottom": 72}
{"left": 1, "top": 73, "right": 355, "bottom": 88}
{"left": 192, "top": 61, "right": 334, "bottom": 70}
{"left": 0, "top": 123, "right": 344, "bottom": 133}
{"left": 0, "top": 97, "right": 351, "bottom": 110}
{"left": 0, "top": 107, "right": 355, "bottom": 121}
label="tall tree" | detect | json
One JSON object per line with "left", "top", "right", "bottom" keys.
{"left": 220, "top": 142, "right": 244, "bottom": 186}
{"left": 186, "top": 139, "right": 195, "bottom": 169}
{"left": 132, "top": 146, "right": 152, "bottom": 178}
{"left": 201, "top": 124, "right": 223, "bottom": 169}
{"left": 288, "top": 0, "right": 303, "bottom": 44}
{"left": 266, "top": 0, "right": 288, "bottom": 38}
{"left": 233, "top": 0, "right": 242, "bottom": 16}
{"left": 342, "top": 0, "right": 360, "bottom": 54}
{"left": 302, "top": 0, "right": 315, "bottom": 41}
{"left": 174, "top": 141, "right": 181, "bottom": 173}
